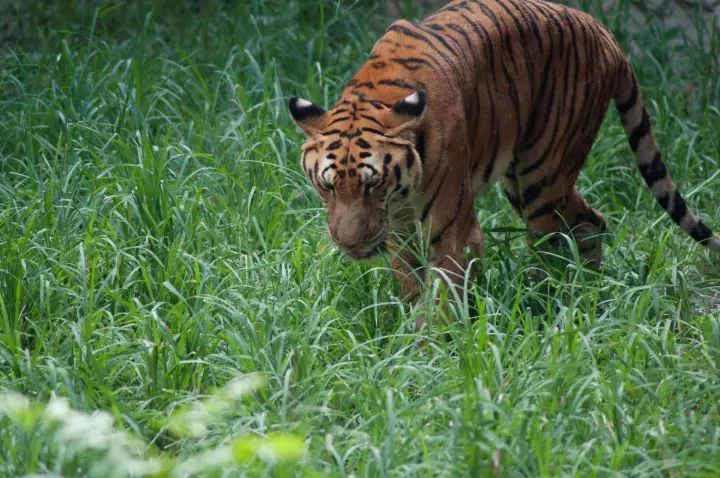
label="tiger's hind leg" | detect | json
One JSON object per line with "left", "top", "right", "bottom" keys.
{"left": 514, "top": 95, "right": 611, "bottom": 271}
{"left": 507, "top": 147, "right": 607, "bottom": 270}
{"left": 560, "top": 189, "right": 607, "bottom": 268}
{"left": 522, "top": 185, "right": 607, "bottom": 270}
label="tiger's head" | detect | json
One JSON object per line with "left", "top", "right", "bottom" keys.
{"left": 289, "top": 90, "right": 426, "bottom": 259}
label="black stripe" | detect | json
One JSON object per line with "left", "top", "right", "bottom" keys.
{"left": 521, "top": 54, "right": 557, "bottom": 149}
{"left": 327, "top": 140, "right": 343, "bottom": 151}
{"left": 378, "top": 79, "right": 424, "bottom": 90}
{"left": 359, "top": 114, "right": 385, "bottom": 128}
{"left": 446, "top": 22, "right": 473, "bottom": 48}
{"left": 669, "top": 191, "right": 688, "bottom": 224}
{"left": 616, "top": 83, "right": 638, "bottom": 114}
{"left": 481, "top": 80, "right": 499, "bottom": 183}
{"left": 519, "top": 155, "right": 547, "bottom": 176}
{"left": 460, "top": 13, "right": 495, "bottom": 77}
{"left": 301, "top": 150, "right": 309, "bottom": 176}
{"left": 522, "top": 183, "right": 543, "bottom": 206}
{"left": 473, "top": 3, "right": 523, "bottom": 134}
{"left": 416, "top": 132, "right": 425, "bottom": 164}
{"left": 520, "top": 1, "right": 565, "bottom": 148}
{"left": 638, "top": 152, "right": 667, "bottom": 188}
{"left": 493, "top": 0, "right": 535, "bottom": 99}
{"left": 421, "top": 167, "right": 449, "bottom": 222}
{"left": 553, "top": 10, "right": 601, "bottom": 167}
{"left": 502, "top": 60, "right": 523, "bottom": 134}
{"left": 504, "top": 189, "right": 522, "bottom": 213}
{"left": 553, "top": 17, "right": 592, "bottom": 164}
{"left": 387, "top": 24, "right": 457, "bottom": 73}
{"left": 340, "top": 130, "right": 362, "bottom": 139}
{"left": 579, "top": 27, "right": 610, "bottom": 135}
{"left": 629, "top": 109, "right": 651, "bottom": 152}
{"left": 690, "top": 222, "right": 714, "bottom": 243}
{"left": 508, "top": 0, "right": 544, "bottom": 52}
{"left": 406, "top": 148, "right": 415, "bottom": 169}
{"left": 561, "top": 10, "right": 580, "bottom": 135}
{"left": 327, "top": 116, "right": 351, "bottom": 126}
{"left": 420, "top": 24, "right": 471, "bottom": 72}
{"left": 476, "top": 2, "right": 518, "bottom": 72}
{"left": 460, "top": 10, "right": 502, "bottom": 116}
{"left": 528, "top": 200, "right": 561, "bottom": 221}
{"left": 431, "top": 181, "right": 465, "bottom": 245}
{"left": 356, "top": 138, "right": 371, "bottom": 149}
{"left": 391, "top": 57, "right": 431, "bottom": 71}
{"left": 362, "top": 127, "right": 387, "bottom": 136}
{"left": 351, "top": 90, "right": 368, "bottom": 101}
{"left": 390, "top": 26, "right": 466, "bottom": 86}
{"left": 445, "top": 22, "right": 477, "bottom": 68}
{"left": 481, "top": 146, "right": 497, "bottom": 184}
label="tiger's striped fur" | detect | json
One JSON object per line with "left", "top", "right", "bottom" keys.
{"left": 289, "top": 0, "right": 719, "bottom": 306}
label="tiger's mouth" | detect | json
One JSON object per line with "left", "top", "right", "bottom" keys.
{"left": 343, "top": 239, "right": 387, "bottom": 260}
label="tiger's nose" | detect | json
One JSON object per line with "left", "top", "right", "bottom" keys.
{"left": 333, "top": 215, "right": 369, "bottom": 249}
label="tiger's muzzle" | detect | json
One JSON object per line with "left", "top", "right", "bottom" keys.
{"left": 327, "top": 202, "right": 387, "bottom": 260}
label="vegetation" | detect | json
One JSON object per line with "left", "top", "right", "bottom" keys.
{"left": 0, "top": 0, "right": 719, "bottom": 476}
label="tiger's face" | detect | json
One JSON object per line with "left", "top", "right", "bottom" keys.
{"left": 289, "top": 91, "right": 426, "bottom": 259}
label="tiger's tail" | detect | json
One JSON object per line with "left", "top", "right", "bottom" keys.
{"left": 614, "top": 61, "right": 720, "bottom": 252}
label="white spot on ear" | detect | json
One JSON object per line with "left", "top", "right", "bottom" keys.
{"left": 403, "top": 92, "right": 420, "bottom": 105}
{"left": 296, "top": 98, "right": 313, "bottom": 109}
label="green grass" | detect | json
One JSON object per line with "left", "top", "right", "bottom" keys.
{"left": 1, "top": 0, "right": 719, "bottom": 476}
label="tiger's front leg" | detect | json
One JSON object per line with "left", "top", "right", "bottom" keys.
{"left": 388, "top": 241, "right": 425, "bottom": 303}
{"left": 417, "top": 177, "right": 481, "bottom": 331}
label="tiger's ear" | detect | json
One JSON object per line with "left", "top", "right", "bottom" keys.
{"left": 289, "top": 97, "right": 327, "bottom": 137}
{"left": 385, "top": 90, "right": 427, "bottom": 136}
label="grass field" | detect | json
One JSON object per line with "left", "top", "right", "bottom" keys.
{"left": 1, "top": 0, "right": 719, "bottom": 476}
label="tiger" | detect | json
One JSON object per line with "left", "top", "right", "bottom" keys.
{"left": 288, "top": 0, "right": 720, "bottom": 313}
